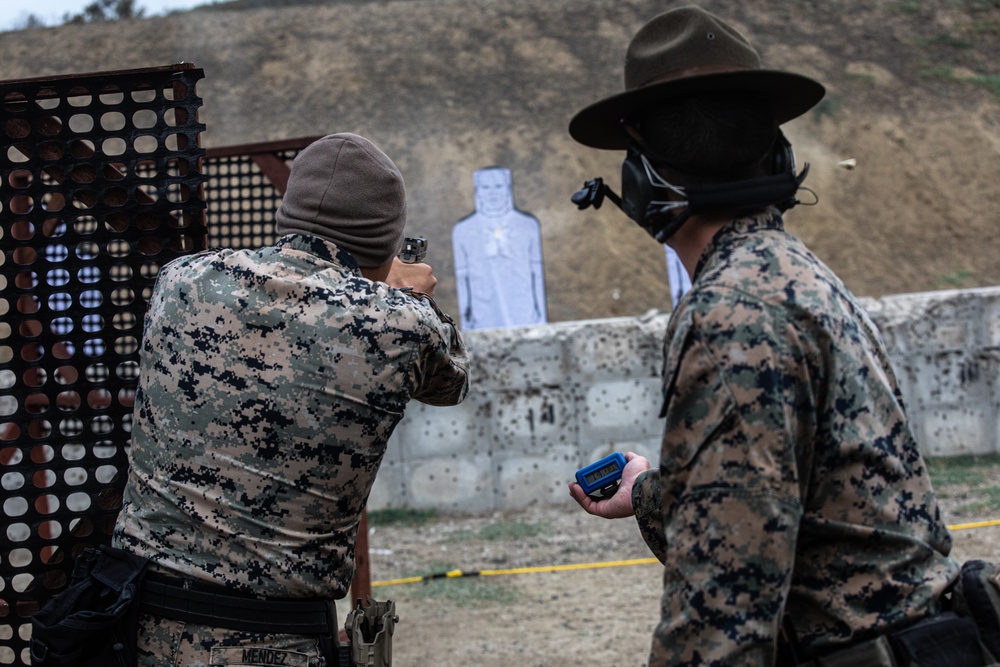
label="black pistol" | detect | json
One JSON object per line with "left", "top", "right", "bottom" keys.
{"left": 399, "top": 236, "right": 428, "bottom": 264}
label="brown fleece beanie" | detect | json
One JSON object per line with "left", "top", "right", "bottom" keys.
{"left": 274, "top": 133, "right": 406, "bottom": 267}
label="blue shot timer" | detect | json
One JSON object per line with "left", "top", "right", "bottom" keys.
{"left": 575, "top": 452, "right": 627, "bottom": 501}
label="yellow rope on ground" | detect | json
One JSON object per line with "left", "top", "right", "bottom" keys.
{"left": 371, "top": 519, "right": 998, "bottom": 588}
{"left": 372, "top": 558, "right": 666, "bottom": 588}
{"left": 374, "top": 575, "right": 427, "bottom": 587}
{"left": 948, "top": 518, "right": 1000, "bottom": 531}
{"left": 477, "top": 558, "right": 660, "bottom": 577}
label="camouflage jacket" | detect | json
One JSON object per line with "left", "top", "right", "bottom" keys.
{"left": 631, "top": 210, "right": 959, "bottom": 665}
{"left": 113, "top": 234, "right": 469, "bottom": 599}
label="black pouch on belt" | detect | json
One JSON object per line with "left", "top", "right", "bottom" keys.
{"left": 951, "top": 559, "right": 1000, "bottom": 661}
{"left": 29, "top": 545, "right": 149, "bottom": 667}
{"left": 888, "top": 610, "right": 985, "bottom": 667}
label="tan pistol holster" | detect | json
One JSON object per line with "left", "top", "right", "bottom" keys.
{"left": 342, "top": 597, "right": 397, "bottom": 667}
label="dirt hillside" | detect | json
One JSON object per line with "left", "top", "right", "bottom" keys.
{"left": 3, "top": 0, "right": 999, "bottom": 321}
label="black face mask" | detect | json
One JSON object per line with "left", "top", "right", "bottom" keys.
{"left": 572, "top": 130, "right": 810, "bottom": 243}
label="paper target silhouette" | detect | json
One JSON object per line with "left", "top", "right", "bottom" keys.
{"left": 452, "top": 167, "right": 547, "bottom": 330}
{"left": 665, "top": 244, "right": 691, "bottom": 310}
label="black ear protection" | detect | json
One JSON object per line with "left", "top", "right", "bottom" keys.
{"left": 771, "top": 130, "right": 794, "bottom": 177}
{"left": 572, "top": 130, "right": 809, "bottom": 243}
{"left": 619, "top": 140, "right": 669, "bottom": 235}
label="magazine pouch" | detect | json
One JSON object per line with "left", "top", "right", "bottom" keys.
{"left": 29, "top": 546, "right": 149, "bottom": 667}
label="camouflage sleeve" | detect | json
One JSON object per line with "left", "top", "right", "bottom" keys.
{"left": 406, "top": 291, "right": 470, "bottom": 407}
{"left": 648, "top": 292, "right": 803, "bottom": 666}
{"left": 632, "top": 469, "right": 667, "bottom": 563}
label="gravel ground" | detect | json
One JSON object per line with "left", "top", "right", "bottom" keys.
{"left": 348, "top": 459, "right": 1000, "bottom": 666}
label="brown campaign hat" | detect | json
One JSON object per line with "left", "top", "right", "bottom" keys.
{"left": 569, "top": 5, "right": 826, "bottom": 149}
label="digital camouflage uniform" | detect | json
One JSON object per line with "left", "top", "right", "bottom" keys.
{"left": 631, "top": 209, "right": 960, "bottom": 666}
{"left": 112, "top": 234, "right": 469, "bottom": 666}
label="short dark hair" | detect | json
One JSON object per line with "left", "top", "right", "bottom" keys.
{"left": 633, "top": 93, "right": 778, "bottom": 183}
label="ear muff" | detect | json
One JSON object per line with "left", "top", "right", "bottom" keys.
{"left": 771, "top": 130, "right": 795, "bottom": 177}
{"left": 769, "top": 131, "right": 803, "bottom": 211}
{"left": 620, "top": 143, "right": 657, "bottom": 232}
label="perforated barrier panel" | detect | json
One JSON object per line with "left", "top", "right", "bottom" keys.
{"left": 0, "top": 64, "right": 207, "bottom": 666}
{"left": 203, "top": 137, "right": 320, "bottom": 250}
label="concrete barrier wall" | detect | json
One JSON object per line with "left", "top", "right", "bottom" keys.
{"left": 860, "top": 287, "right": 1000, "bottom": 459}
{"left": 368, "top": 286, "right": 1000, "bottom": 512}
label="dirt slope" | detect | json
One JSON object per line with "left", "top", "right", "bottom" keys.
{"left": 3, "top": 0, "right": 999, "bottom": 321}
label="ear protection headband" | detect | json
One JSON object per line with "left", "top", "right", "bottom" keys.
{"left": 572, "top": 131, "right": 809, "bottom": 243}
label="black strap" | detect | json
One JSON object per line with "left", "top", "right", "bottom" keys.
{"left": 777, "top": 613, "right": 805, "bottom": 667}
{"left": 138, "top": 576, "right": 336, "bottom": 636}
{"left": 682, "top": 165, "right": 809, "bottom": 218}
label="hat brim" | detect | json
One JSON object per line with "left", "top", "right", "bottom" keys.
{"left": 568, "top": 70, "right": 826, "bottom": 150}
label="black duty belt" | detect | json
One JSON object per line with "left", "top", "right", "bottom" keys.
{"left": 139, "top": 575, "right": 338, "bottom": 636}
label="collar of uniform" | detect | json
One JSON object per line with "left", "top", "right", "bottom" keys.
{"left": 692, "top": 207, "right": 784, "bottom": 280}
{"left": 274, "top": 233, "right": 362, "bottom": 273}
